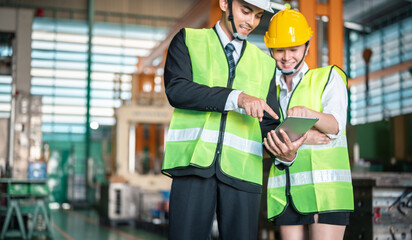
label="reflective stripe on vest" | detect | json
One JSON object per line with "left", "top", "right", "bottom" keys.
{"left": 167, "top": 128, "right": 263, "bottom": 157}
{"left": 162, "top": 28, "right": 276, "bottom": 185}
{"left": 268, "top": 169, "right": 352, "bottom": 188}
{"left": 267, "top": 65, "right": 354, "bottom": 220}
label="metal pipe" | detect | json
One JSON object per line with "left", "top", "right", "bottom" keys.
{"left": 84, "top": 0, "right": 94, "bottom": 202}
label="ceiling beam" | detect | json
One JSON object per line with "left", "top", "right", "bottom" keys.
{"left": 137, "top": 0, "right": 212, "bottom": 72}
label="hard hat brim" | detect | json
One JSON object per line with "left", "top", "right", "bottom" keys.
{"left": 244, "top": 0, "right": 274, "bottom": 13}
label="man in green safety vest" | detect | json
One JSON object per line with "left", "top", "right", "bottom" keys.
{"left": 161, "top": 0, "right": 305, "bottom": 239}
{"left": 263, "top": 6, "right": 354, "bottom": 240}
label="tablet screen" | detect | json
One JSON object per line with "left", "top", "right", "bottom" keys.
{"left": 275, "top": 116, "right": 319, "bottom": 142}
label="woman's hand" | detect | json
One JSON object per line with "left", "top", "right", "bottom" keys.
{"left": 287, "top": 106, "right": 314, "bottom": 118}
{"left": 304, "top": 129, "right": 331, "bottom": 145}
{"left": 287, "top": 106, "right": 339, "bottom": 135}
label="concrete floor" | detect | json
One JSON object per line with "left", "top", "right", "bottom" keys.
{"left": 48, "top": 210, "right": 167, "bottom": 240}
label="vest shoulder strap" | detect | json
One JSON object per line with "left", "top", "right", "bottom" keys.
{"left": 306, "top": 65, "right": 347, "bottom": 94}
{"left": 330, "top": 65, "right": 348, "bottom": 86}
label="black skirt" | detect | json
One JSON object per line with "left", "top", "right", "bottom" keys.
{"left": 272, "top": 201, "right": 350, "bottom": 226}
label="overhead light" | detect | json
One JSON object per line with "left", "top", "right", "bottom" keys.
{"left": 156, "top": 68, "right": 164, "bottom": 75}
{"left": 321, "top": 16, "right": 329, "bottom": 22}
{"left": 344, "top": 21, "right": 371, "bottom": 32}
{"left": 142, "top": 82, "right": 152, "bottom": 92}
{"left": 90, "top": 121, "right": 99, "bottom": 130}
{"left": 154, "top": 76, "right": 162, "bottom": 84}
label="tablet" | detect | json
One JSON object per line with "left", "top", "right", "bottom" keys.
{"left": 275, "top": 116, "right": 319, "bottom": 142}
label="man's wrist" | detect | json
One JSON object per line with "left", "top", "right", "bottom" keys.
{"left": 224, "top": 90, "right": 243, "bottom": 111}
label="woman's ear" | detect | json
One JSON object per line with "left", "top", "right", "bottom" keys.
{"left": 305, "top": 42, "right": 311, "bottom": 56}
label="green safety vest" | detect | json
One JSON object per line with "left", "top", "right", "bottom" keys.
{"left": 162, "top": 28, "right": 276, "bottom": 185}
{"left": 267, "top": 65, "right": 354, "bottom": 220}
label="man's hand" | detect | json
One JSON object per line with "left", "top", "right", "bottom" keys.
{"left": 238, "top": 92, "right": 278, "bottom": 122}
{"left": 263, "top": 129, "right": 307, "bottom": 162}
{"left": 305, "top": 129, "right": 331, "bottom": 145}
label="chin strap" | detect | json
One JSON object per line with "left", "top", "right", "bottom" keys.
{"left": 274, "top": 41, "right": 310, "bottom": 76}
{"left": 228, "top": 0, "right": 247, "bottom": 41}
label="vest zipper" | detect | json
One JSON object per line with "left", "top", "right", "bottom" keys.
{"left": 282, "top": 167, "right": 291, "bottom": 212}
{"left": 285, "top": 167, "right": 291, "bottom": 197}
{"left": 215, "top": 40, "right": 244, "bottom": 168}
{"left": 214, "top": 113, "right": 228, "bottom": 164}
{"left": 278, "top": 99, "right": 284, "bottom": 121}
{"left": 214, "top": 67, "right": 236, "bottom": 166}
{"left": 284, "top": 69, "right": 310, "bottom": 113}
{"left": 285, "top": 78, "right": 303, "bottom": 114}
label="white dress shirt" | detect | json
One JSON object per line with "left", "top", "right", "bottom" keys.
{"left": 274, "top": 63, "right": 347, "bottom": 166}
{"left": 277, "top": 63, "right": 348, "bottom": 138}
{"left": 214, "top": 21, "right": 245, "bottom": 113}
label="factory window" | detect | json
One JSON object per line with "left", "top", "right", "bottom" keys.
{"left": 348, "top": 17, "right": 412, "bottom": 125}
{"left": 30, "top": 18, "right": 167, "bottom": 137}
{"left": 0, "top": 32, "right": 14, "bottom": 119}
{"left": 31, "top": 18, "right": 89, "bottom": 138}
{"left": 0, "top": 76, "right": 11, "bottom": 116}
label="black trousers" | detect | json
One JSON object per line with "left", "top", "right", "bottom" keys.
{"left": 168, "top": 175, "right": 261, "bottom": 240}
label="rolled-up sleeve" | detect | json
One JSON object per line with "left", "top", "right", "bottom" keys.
{"left": 321, "top": 69, "right": 348, "bottom": 139}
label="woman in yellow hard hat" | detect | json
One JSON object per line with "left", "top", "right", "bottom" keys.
{"left": 262, "top": 5, "right": 354, "bottom": 240}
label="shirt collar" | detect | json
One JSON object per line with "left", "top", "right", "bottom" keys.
{"left": 215, "top": 21, "right": 243, "bottom": 55}
{"left": 277, "top": 62, "right": 309, "bottom": 90}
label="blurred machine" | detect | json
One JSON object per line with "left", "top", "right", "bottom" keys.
{"left": 10, "top": 93, "right": 43, "bottom": 179}
{"left": 114, "top": 70, "right": 173, "bottom": 191}
{"left": 98, "top": 183, "right": 168, "bottom": 227}
{"left": 115, "top": 103, "right": 173, "bottom": 190}
{"left": 98, "top": 183, "right": 137, "bottom": 226}
{"left": 97, "top": 70, "right": 172, "bottom": 231}
{"left": 0, "top": 118, "right": 9, "bottom": 178}
{"left": 348, "top": 172, "right": 412, "bottom": 240}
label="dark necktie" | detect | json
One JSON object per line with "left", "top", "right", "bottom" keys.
{"left": 225, "top": 43, "right": 236, "bottom": 79}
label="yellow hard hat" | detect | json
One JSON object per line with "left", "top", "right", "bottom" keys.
{"left": 264, "top": 6, "right": 313, "bottom": 48}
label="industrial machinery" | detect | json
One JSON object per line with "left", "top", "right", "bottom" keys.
{"left": 348, "top": 172, "right": 412, "bottom": 240}
{"left": 115, "top": 103, "right": 173, "bottom": 190}
{"left": 98, "top": 183, "right": 138, "bottom": 226}
{"left": 96, "top": 67, "right": 173, "bottom": 230}
{"left": 112, "top": 69, "right": 173, "bottom": 191}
